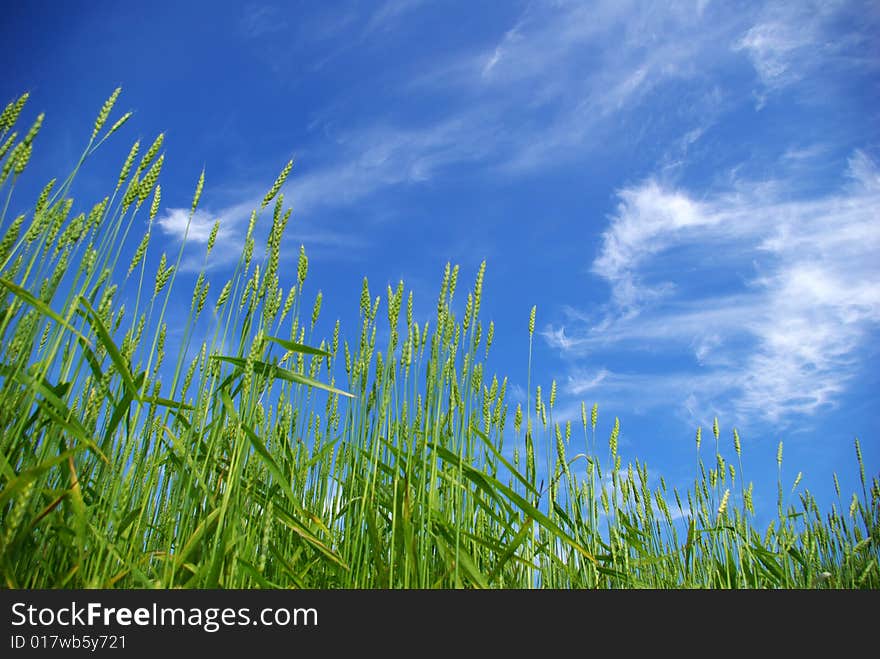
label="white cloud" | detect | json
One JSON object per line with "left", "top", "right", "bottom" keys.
{"left": 234, "top": 1, "right": 878, "bottom": 226}
{"left": 567, "top": 369, "right": 611, "bottom": 396}
{"left": 264, "top": 0, "right": 875, "bottom": 213}
{"left": 156, "top": 192, "right": 363, "bottom": 272}
{"left": 847, "top": 149, "right": 880, "bottom": 189}
{"left": 733, "top": 1, "right": 880, "bottom": 106}
{"left": 735, "top": 19, "right": 811, "bottom": 90}
{"left": 591, "top": 182, "right": 718, "bottom": 310}
{"left": 286, "top": 118, "right": 491, "bottom": 213}
{"left": 297, "top": 1, "right": 747, "bottom": 197}
{"left": 546, "top": 151, "right": 880, "bottom": 425}
{"left": 157, "top": 208, "right": 219, "bottom": 244}
{"left": 156, "top": 203, "right": 249, "bottom": 273}
{"left": 221, "top": 1, "right": 876, "bottom": 303}
{"left": 363, "top": 0, "right": 427, "bottom": 36}
{"left": 544, "top": 325, "right": 574, "bottom": 352}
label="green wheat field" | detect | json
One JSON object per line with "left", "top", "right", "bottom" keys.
{"left": 0, "top": 90, "right": 877, "bottom": 589}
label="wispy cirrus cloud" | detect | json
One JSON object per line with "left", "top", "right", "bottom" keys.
{"left": 362, "top": 0, "right": 428, "bottom": 36}
{"left": 735, "top": 16, "right": 815, "bottom": 92}
{"left": 237, "top": 1, "right": 875, "bottom": 226}
{"left": 445, "top": 0, "right": 740, "bottom": 173}
{"left": 157, "top": 208, "right": 224, "bottom": 244}
{"left": 286, "top": 117, "right": 493, "bottom": 214}
{"left": 545, "top": 150, "right": 880, "bottom": 425}
{"left": 156, "top": 199, "right": 251, "bottom": 272}
{"left": 734, "top": 0, "right": 880, "bottom": 107}
{"left": 156, "top": 191, "right": 366, "bottom": 273}
{"left": 289, "top": 0, "right": 876, "bottom": 207}
{"left": 240, "top": 3, "right": 288, "bottom": 39}
{"left": 223, "top": 0, "right": 878, "bottom": 307}
{"left": 272, "top": 1, "right": 745, "bottom": 213}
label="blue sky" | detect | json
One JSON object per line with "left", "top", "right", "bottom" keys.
{"left": 2, "top": 0, "right": 878, "bottom": 519}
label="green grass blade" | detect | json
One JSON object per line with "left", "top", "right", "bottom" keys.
{"left": 0, "top": 278, "right": 92, "bottom": 347}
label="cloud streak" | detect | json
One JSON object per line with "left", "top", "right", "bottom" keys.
{"left": 155, "top": 190, "right": 365, "bottom": 273}
{"left": 733, "top": 0, "right": 880, "bottom": 106}
{"left": 545, "top": 151, "right": 880, "bottom": 424}
{"left": 278, "top": 1, "right": 749, "bottom": 213}
{"left": 254, "top": 1, "right": 875, "bottom": 222}
{"left": 240, "top": 3, "right": 288, "bottom": 39}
